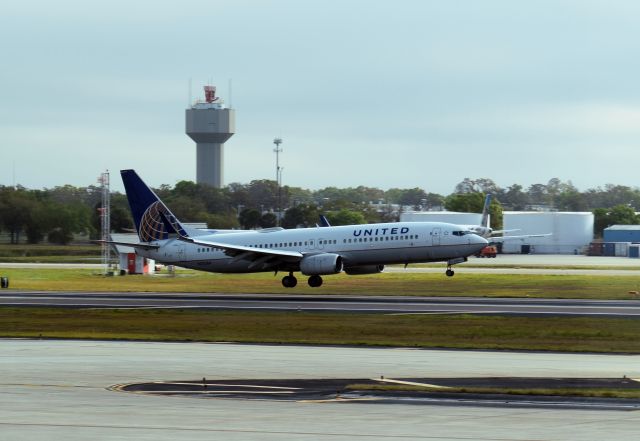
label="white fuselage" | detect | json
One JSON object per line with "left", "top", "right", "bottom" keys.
{"left": 137, "top": 222, "right": 487, "bottom": 273}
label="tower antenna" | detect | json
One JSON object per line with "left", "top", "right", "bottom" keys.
{"left": 273, "top": 138, "right": 283, "bottom": 226}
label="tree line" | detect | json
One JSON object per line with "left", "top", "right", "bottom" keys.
{"left": 1, "top": 177, "right": 639, "bottom": 244}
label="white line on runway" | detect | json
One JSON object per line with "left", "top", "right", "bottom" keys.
{"left": 144, "top": 390, "right": 295, "bottom": 394}
{"left": 154, "top": 382, "right": 301, "bottom": 390}
{"left": 372, "top": 378, "right": 451, "bottom": 389}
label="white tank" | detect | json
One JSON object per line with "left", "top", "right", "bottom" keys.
{"left": 400, "top": 211, "right": 483, "bottom": 225}
{"left": 501, "top": 212, "right": 594, "bottom": 254}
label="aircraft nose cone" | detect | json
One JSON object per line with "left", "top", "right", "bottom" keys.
{"left": 470, "top": 234, "right": 488, "bottom": 250}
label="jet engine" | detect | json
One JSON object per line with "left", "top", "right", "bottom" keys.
{"left": 300, "top": 253, "right": 343, "bottom": 275}
{"left": 344, "top": 264, "right": 385, "bottom": 275}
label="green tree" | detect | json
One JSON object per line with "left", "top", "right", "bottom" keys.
{"left": 204, "top": 212, "right": 240, "bottom": 229}
{"left": 238, "top": 208, "right": 262, "bottom": 229}
{"left": 259, "top": 212, "right": 278, "bottom": 228}
{"left": 46, "top": 202, "right": 91, "bottom": 245}
{"left": 0, "top": 188, "right": 34, "bottom": 243}
{"left": 593, "top": 205, "right": 639, "bottom": 237}
{"left": 282, "top": 204, "right": 319, "bottom": 229}
{"left": 25, "top": 202, "right": 53, "bottom": 244}
{"left": 502, "top": 184, "right": 529, "bottom": 210}
{"left": 326, "top": 209, "right": 366, "bottom": 226}
{"left": 445, "top": 193, "right": 503, "bottom": 230}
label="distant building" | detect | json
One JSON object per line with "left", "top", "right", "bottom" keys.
{"left": 603, "top": 225, "right": 640, "bottom": 243}
{"left": 400, "top": 211, "right": 484, "bottom": 225}
{"left": 501, "top": 212, "right": 593, "bottom": 254}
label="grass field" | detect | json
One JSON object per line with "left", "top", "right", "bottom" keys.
{"left": 2, "top": 267, "right": 640, "bottom": 299}
{"left": 2, "top": 307, "right": 640, "bottom": 353}
{"left": 0, "top": 244, "right": 101, "bottom": 263}
{"left": 345, "top": 384, "right": 640, "bottom": 399}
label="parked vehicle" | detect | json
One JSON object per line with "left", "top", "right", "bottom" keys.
{"left": 475, "top": 245, "right": 498, "bottom": 258}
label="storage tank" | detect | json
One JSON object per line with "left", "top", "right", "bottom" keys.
{"left": 400, "top": 211, "right": 483, "bottom": 225}
{"left": 501, "top": 212, "right": 594, "bottom": 254}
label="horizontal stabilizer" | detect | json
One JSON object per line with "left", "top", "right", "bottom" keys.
{"left": 96, "top": 240, "right": 160, "bottom": 250}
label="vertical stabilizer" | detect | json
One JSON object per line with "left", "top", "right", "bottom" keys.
{"left": 120, "top": 170, "right": 188, "bottom": 242}
{"left": 480, "top": 194, "right": 492, "bottom": 228}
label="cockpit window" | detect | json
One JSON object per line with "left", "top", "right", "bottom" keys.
{"left": 452, "top": 230, "right": 468, "bottom": 236}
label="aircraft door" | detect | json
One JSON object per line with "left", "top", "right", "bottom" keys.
{"left": 431, "top": 228, "right": 441, "bottom": 246}
{"left": 317, "top": 238, "right": 325, "bottom": 250}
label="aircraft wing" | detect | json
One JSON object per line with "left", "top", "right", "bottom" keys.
{"left": 489, "top": 229, "right": 520, "bottom": 236}
{"left": 179, "top": 236, "right": 303, "bottom": 268}
{"left": 164, "top": 209, "right": 303, "bottom": 267}
{"left": 489, "top": 233, "right": 552, "bottom": 242}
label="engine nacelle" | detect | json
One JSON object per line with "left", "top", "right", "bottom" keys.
{"left": 344, "top": 264, "right": 385, "bottom": 275}
{"left": 300, "top": 253, "right": 343, "bottom": 275}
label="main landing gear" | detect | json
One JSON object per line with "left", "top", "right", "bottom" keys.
{"left": 445, "top": 267, "right": 455, "bottom": 277}
{"left": 282, "top": 272, "right": 297, "bottom": 288}
{"left": 307, "top": 275, "right": 323, "bottom": 288}
{"left": 281, "top": 273, "right": 323, "bottom": 288}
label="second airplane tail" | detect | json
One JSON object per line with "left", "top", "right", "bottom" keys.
{"left": 480, "top": 194, "right": 492, "bottom": 228}
{"left": 121, "top": 169, "right": 188, "bottom": 242}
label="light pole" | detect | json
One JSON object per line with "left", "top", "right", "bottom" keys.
{"left": 273, "top": 138, "right": 283, "bottom": 226}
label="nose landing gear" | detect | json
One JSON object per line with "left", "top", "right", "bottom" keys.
{"left": 445, "top": 257, "right": 467, "bottom": 277}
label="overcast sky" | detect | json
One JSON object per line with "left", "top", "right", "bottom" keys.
{"left": 2, "top": 0, "right": 640, "bottom": 194}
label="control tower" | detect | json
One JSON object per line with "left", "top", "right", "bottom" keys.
{"left": 185, "top": 85, "right": 235, "bottom": 187}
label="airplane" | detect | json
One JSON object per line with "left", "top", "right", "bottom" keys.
{"left": 110, "top": 170, "right": 488, "bottom": 288}
{"left": 460, "top": 194, "right": 551, "bottom": 242}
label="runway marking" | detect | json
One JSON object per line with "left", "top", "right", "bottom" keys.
{"left": 372, "top": 378, "right": 451, "bottom": 389}
{"left": 153, "top": 381, "right": 301, "bottom": 390}
{"left": 298, "top": 397, "right": 380, "bottom": 403}
{"left": 144, "top": 390, "right": 295, "bottom": 394}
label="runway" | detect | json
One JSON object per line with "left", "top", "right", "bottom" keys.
{"left": 3, "top": 290, "right": 640, "bottom": 316}
{"left": 115, "top": 377, "right": 640, "bottom": 411}
{"left": 2, "top": 339, "right": 639, "bottom": 440}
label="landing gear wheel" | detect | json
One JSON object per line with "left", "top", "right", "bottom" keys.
{"left": 282, "top": 274, "right": 298, "bottom": 288}
{"left": 445, "top": 269, "right": 455, "bottom": 277}
{"left": 308, "top": 275, "right": 323, "bottom": 288}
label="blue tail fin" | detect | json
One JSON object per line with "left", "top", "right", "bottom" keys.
{"left": 121, "top": 169, "right": 188, "bottom": 242}
{"left": 319, "top": 214, "right": 331, "bottom": 227}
